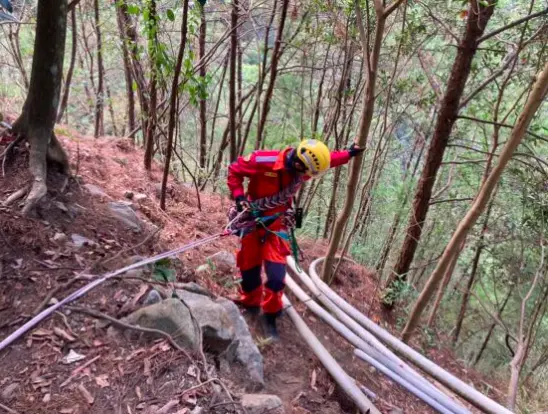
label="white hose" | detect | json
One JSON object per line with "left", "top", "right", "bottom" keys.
{"left": 355, "top": 349, "right": 455, "bottom": 414}
{"left": 305, "top": 257, "right": 514, "bottom": 414}
{"left": 285, "top": 274, "right": 469, "bottom": 414}
{"left": 286, "top": 257, "right": 468, "bottom": 414}
{"left": 282, "top": 295, "right": 381, "bottom": 414}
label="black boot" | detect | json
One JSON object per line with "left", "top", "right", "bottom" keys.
{"left": 231, "top": 297, "right": 261, "bottom": 316}
{"left": 261, "top": 313, "right": 280, "bottom": 341}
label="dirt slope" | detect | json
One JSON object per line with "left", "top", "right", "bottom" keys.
{"left": 0, "top": 127, "right": 506, "bottom": 413}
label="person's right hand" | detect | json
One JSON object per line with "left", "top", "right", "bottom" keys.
{"left": 236, "top": 196, "right": 250, "bottom": 212}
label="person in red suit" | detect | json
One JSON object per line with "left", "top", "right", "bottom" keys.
{"left": 227, "top": 139, "right": 364, "bottom": 339}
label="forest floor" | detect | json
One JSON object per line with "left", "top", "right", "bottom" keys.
{"left": 0, "top": 121, "right": 508, "bottom": 413}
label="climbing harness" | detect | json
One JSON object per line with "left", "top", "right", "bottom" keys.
{"left": 247, "top": 176, "right": 303, "bottom": 211}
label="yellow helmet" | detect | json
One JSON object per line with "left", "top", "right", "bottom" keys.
{"left": 296, "top": 139, "right": 331, "bottom": 177}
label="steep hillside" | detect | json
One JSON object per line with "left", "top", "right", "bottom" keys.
{"left": 0, "top": 128, "right": 507, "bottom": 413}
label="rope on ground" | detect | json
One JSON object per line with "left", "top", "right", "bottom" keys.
{"left": 0, "top": 232, "right": 223, "bottom": 352}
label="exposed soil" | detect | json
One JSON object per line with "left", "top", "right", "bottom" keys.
{"left": 0, "top": 123, "right": 507, "bottom": 414}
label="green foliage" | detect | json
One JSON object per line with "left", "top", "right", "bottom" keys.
{"left": 153, "top": 258, "right": 177, "bottom": 282}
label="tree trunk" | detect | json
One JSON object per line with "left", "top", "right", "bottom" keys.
{"left": 198, "top": 4, "right": 207, "bottom": 169}
{"left": 401, "top": 61, "right": 548, "bottom": 342}
{"left": 144, "top": 0, "right": 158, "bottom": 170}
{"left": 473, "top": 288, "right": 513, "bottom": 366}
{"left": 116, "top": 0, "right": 136, "bottom": 136}
{"left": 237, "top": 40, "right": 243, "bottom": 150}
{"left": 122, "top": 1, "right": 149, "bottom": 143}
{"left": 452, "top": 200, "right": 495, "bottom": 344}
{"left": 57, "top": 7, "right": 77, "bottom": 123}
{"left": 10, "top": 0, "right": 69, "bottom": 216}
{"left": 255, "top": 0, "right": 290, "bottom": 149}
{"left": 105, "top": 81, "right": 118, "bottom": 136}
{"left": 228, "top": 0, "right": 238, "bottom": 162}
{"left": 160, "top": 0, "right": 189, "bottom": 210}
{"left": 321, "top": 0, "right": 400, "bottom": 281}
{"left": 386, "top": 1, "right": 496, "bottom": 298}
{"left": 426, "top": 239, "right": 464, "bottom": 328}
{"left": 93, "top": 0, "right": 105, "bottom": 138}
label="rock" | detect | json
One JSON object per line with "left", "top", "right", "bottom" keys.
{"left": 155, "top": 182, "right": 177, "bottom": 199}
{"left": 179, "top": 282, "right": 216, "bottom": 298}
{"left": 123, "top": 255, "right": 154, "bottom": 272}
{"left": 1, "top": 383, "right": 20, "bottom": 402}
{"left": 84, "top": 184, "right": 110, "bottom": 199}
{"left": 71, "top": 234, "right": 95, "bottom": 248}
{"left": 124, "top": 191, "right": 134, "bottom": 199}
{"left": 206, "top": 251, "right": 236, "bottom": 272}
{"left": 123, "top": 299, "right": 198, "bottom": 351}
{"left": 53, "top": 232, "right": 67, "bottom": 243}
{"left": 108, "top": 201, "right": 142, "bottom": 232}
{"left": 134, "top": 193, "right": 147, "bottom": 202}
{"left": 240, "top": 394, "right": 284, "bottom": 414}
{"left": 175, "top": 290, "right": 234, "bottom": 354}
{"left": 217, "top": 298, "right": 264, "bottom": 389}
{"left": 54, "top": 201, "right": 69, "bottom": 213}
{"left": 142, "top": 289, "right": 162, "bottom": 306}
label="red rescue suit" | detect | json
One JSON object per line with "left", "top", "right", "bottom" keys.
{"left": 227, "top": 147, "right": 351, "bottom": 315}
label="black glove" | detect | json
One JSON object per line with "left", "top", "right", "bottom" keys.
{"left": 235, "top": 196, "right": 249, "bottom": 212}
{"left": 348, "top": 143, "right": 365, "bottom": 158}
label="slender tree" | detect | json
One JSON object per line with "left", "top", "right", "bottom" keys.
{"left": 93, "top": 0, "right": 105, "bottom": 137}
{"left": 57, "top": 6, "right": 77, "bottom": 123}
{"left": 402, "top": 61, "right": 548, "bottom": 341}
{"left": 160, "top": 0, "right": 190, "bottom": 210}
{"left": 116, "top": 0, "right": 137, "bottom": 135}
{"left": 198, "top": 1, "right": 207, "bottom": 169}
{"left": 321, "top": 0, "right": 404, "bottom": 281}
{"left": 144, "top": 0, "right": 158, "bottom": 169}
{"left": 385, "top": 0, "right": 496, "bottom": 301}
{"left": 255, "top": 0, "right": 290, "bottom": 149}
{"left": 229, "top": 0, "right": 238, "bottom": 162}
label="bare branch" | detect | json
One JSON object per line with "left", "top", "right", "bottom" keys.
{"left": 478, "top": 8, "right": 548, "bottom": 44}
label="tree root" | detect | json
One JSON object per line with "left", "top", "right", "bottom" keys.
{"left": 1, "top": 127, "right": 71, "bottom": 216}
{"left": 2, "top": 186, "right": 29, "bottom": 207}
{"left": 1, "top": 134, "right": 25, "bottom": 177}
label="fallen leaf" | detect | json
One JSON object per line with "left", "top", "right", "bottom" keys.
{"left": 62, "top": 349, "right": 86, "bottom": 364}
{"left": 186, "top": 365, "right": 197, "bottom": 378}
{"left": 93, "top": 340, "right": 104, "bottom": 347}
{"left": 291, "top": 391, "right": 305, "bottom": 405}
{"left": 54, "top": 327, "right": 76, "bottom": 342}
{"left": 59, "top": 409, "right": 74, "bottom": 414}
{"left": 136, "top": 402, "right": 146, "bottom": 410}
{"left": 182, "top": 393, "right": 197, "bottom": 406}
{"left": 78, "top": 383, "right": 94, "bottom": 405}
{"left": 12, "top": 259, "right": 23, "bottom": 269}
{"left": 43, "top": 393, "right": 51, "bottom": 403}
{"left": 95, "top": 374, "right": 110, "bottom": 388}
{"left": 156, "top": 399, "right": 179, "bottom": 414}
{"left": 143, "top": 358, "right": 151, "bottom": 376}
{"left": 135, "top": 385, "right": 142, "bottom": 400}
{"left": 310, "top": 369, "right": 318, "bottom": 391}
{"left": 32, "top": 328, "right": 53, "bottom": 337}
